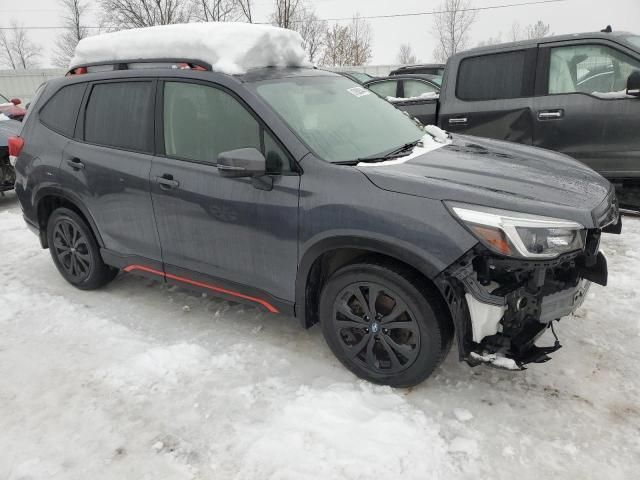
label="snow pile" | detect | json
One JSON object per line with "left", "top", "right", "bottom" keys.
{"left": 591, "top": 90, "right": 635, "bottom": 99}
{"left": 387, "top": 92, "right": 440, "bottom": 102}
{"left": 2, "top": 199, "right": 640, "bottom": 479}
{"left": 424, "top": 124, "right": 450, "bottom": 143}
{"left": 70, "top": 22, "right": 311, "bottom": 75}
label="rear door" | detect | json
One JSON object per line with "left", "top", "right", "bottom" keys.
{"left": 150, "top": 79, "right": 300, "bottom": 307}
{"left": 61, "top": 79, "right": 162, "bottom": 268}
{"left": 533, "top": 40, "right": 640, "bottom": 180}
{"left": 439, "top": 48, "right": 538, "bottom": 144}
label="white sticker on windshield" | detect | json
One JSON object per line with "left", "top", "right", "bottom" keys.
{"left": 347, "top": 86, "right": 371, "bottom": 98}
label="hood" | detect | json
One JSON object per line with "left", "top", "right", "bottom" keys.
{"left": 358, "top": 134, "right": 613, "bottom": 228}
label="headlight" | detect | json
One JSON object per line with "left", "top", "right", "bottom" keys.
{"left": 447, "top": 202, "right": 586, "bottom": 259}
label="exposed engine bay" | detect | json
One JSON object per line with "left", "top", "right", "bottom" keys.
{"left": 436, "top": 225, "right": 618, "bottom": 370}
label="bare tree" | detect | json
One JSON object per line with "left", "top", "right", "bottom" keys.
{"left": 349, "top": 14, "right": 372, "bottom": 66}
{"left": 99, "top": 0, "right": 193, "bottom": 29}
{"left": 0, "top": 21, "right": 40, "bottom": 69}
{"left": 432, "top": 0, "right": 477, "bottom": 63}
{"left": 321, "top": 15, "right": 372, "bottom": 67}
{"left": 508, "top": 21, "right": 521, "bottom": 42}
{"left": 477, "top": 33, "right": 502, "bottom": 47}
{"left": 53, "top": 0, "right": 90, "bottom": 67}
{"left": 321, "top": 23, "right": 351, "bottom": 67}
{"left": 397, "top": 43, "right": 418, "bottom": 64}
{"left": 525, "top": 20, "right": 550, "bottom": 40}
{"left": 271, "top": 0, "right": 302, "bottom": 29}
{"left": 0, "top": 30, "right": 17, "bottom": 69}
{"left": 237, "top": 0, "right": 253, "bottom": 22}
{"left": 296, "top": 8, "right": 327, "bottom": 63}
{"left": 194, "top": 0, "right": 238, "bottom": 22}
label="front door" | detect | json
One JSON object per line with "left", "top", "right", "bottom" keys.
{"left": 150, "top": 80, "right": 300, "bottom": 308}
{"left": 533, "top": 41, "right": 640, "bottom": 180}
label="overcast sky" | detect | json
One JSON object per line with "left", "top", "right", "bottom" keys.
{"left": 2, "top": 0, "right": 639, "bottom": 68}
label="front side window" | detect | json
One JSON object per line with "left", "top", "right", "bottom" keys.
{"left": 367, "top": 80, "right": 398, "bottom": 98}
{"left": 457, "top": 51, "right": 527, "bottom": 101}
{"left": 256, "top": 76, "right": 424, "bottom": 162}
{"left": 164, "top": 82, "right": 260, "bottom": 163}
{"left": 549, "top": 44, "right": 640, "bottom": 95}
{"left": 403, "top": 79, "right": 439, "bottom": 98}
{"left": 40, "top": 83, "right": 86, "bottom": 137}
{"left": 84, "top": 81, "right": 154, "bottom": 152}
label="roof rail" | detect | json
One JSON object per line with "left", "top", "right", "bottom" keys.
{"left": 66, "top": 58, "right": 213, "bottom": 76}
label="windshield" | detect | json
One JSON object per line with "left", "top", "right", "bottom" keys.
{"left": 623, "top": 35, "right": 640, "bottom": 51}
{"left": 255, "top": 76, "right": 424, "bottom": 162}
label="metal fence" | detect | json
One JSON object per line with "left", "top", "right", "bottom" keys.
{"left": 0, "top": 69, "right": 65, "bottom": 104}
{"left": 0, "top": 64, "right": 403, "bottom": 104}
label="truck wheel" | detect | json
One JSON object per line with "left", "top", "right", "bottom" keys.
{"left": 319, "top": 260, "right": 452, "bottom": 388}
{"left": 46, "top": 208, "right": 118, "bottom": 290}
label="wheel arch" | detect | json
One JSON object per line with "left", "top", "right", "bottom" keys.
{"left": 295, "top": 236, "right": 445, "bottom": 329}
{"left": 34, "top": 187, "right": 104, "bottom": 249}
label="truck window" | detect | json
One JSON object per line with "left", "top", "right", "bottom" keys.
{"left": 548, "top": 44, "right": 640, "bottom": 96}
{"left": 456, "top": 51, "right": 527, "bottom": 101}
{"left": 403, "top": 80, "right": 438, "bottom": 98}
{"left": 368, "top": 80, "right": 398, "bottom": 98}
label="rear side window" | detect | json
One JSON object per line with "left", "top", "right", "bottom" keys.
{"left": 84, "top": 81, "right": 154, "bottom": 152}
{"left": 368, "top": 80, "right": 398, "bottom": 98}
{"left": 40, "top": 83, "right": 86, "bottom": 137}
{"left": 403, "top": 79, "right": 439, "bottom": 98}
{"left": 457, "top": 51, "right": 527, "bottom": 101}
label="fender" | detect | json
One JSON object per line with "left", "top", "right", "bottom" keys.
{"left": 32, "top": 185, "right": 106, "bottom": 248}
{"left": 295, "top": 235, "right": 444, "bottom": 327}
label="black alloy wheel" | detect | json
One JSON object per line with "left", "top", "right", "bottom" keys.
{"left": 320, "top": 260, "right": 452, "bottom": 387}
{"left": 47, "top": 208, "right": 118, "bottom": 290}
{"left": 51, "top": 218, "right": 93, "bottom": 282}
{"left": 332, "top": 282, "right": 420, "bottom": 374}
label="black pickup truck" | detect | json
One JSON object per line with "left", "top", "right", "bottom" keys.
{"left": 366, "top": 30, "right": 640, "bottom": 208}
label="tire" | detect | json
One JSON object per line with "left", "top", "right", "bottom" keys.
{"left": 319, "top": 260, "right": 453, "bottom": 388}
{"left": 46, "top": 207, "right": 118, "bottom": 290}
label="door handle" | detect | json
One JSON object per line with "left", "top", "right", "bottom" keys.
{"left": 449, "top": 117, "right": 468, "bottom": 125}
{"left": 155, "top": 174, "right": 179, "bottom": 190}
{"left": 66, "top": 158, "right": 85, "bottom": 170}
{"left": 538, "top": 109, "right": 564, "bottom": 120}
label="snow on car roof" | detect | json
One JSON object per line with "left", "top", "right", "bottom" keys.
{"left": 69, "top": 22, "right": 311, "bottom": 75}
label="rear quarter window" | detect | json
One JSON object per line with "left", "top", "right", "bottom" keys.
{"left": 456, "top": 50, "right": 527, "bottom": 101}
{"left": 39, "top": 83, "right": 86, "bottom": 137}
{"left": 84, "top": 81, "right": 154, "bottom": 153}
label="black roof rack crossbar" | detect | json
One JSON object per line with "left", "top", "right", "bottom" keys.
{"left": 67, "top": 58, "right": 213, "bottom": 76}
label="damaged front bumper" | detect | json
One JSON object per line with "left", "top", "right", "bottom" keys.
{"left": 435, "top": 231, "right": 609, "bottom": 370}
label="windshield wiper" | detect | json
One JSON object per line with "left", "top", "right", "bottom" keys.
{"left": 384, "top": 140, "right": 421, "bottom": 158}
{"left": 334, "top": 153, "right": 413, "bottom": 166}
{"left": 333, "top": 139, "right": 422, "bottom": 166}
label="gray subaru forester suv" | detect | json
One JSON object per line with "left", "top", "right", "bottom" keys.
{"left": 12, "top": 59, "right": 621, "bottom": 387}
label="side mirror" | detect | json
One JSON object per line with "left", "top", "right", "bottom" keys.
{"left": 10, "top": 98, "right": 21, "bottom": 106}
{"left": 627, "top": 70, "right": 640, "bottom": 97}
{"left": 217, "top": 148, "right": 266, "bottom": 178}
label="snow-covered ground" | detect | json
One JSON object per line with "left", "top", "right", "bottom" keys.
{"left": 1, "top": 192, "right": 639, "bottom": 479}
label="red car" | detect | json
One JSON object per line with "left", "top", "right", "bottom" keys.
{"left": 0, "top": 92, "right": 26, "bottom": 121}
